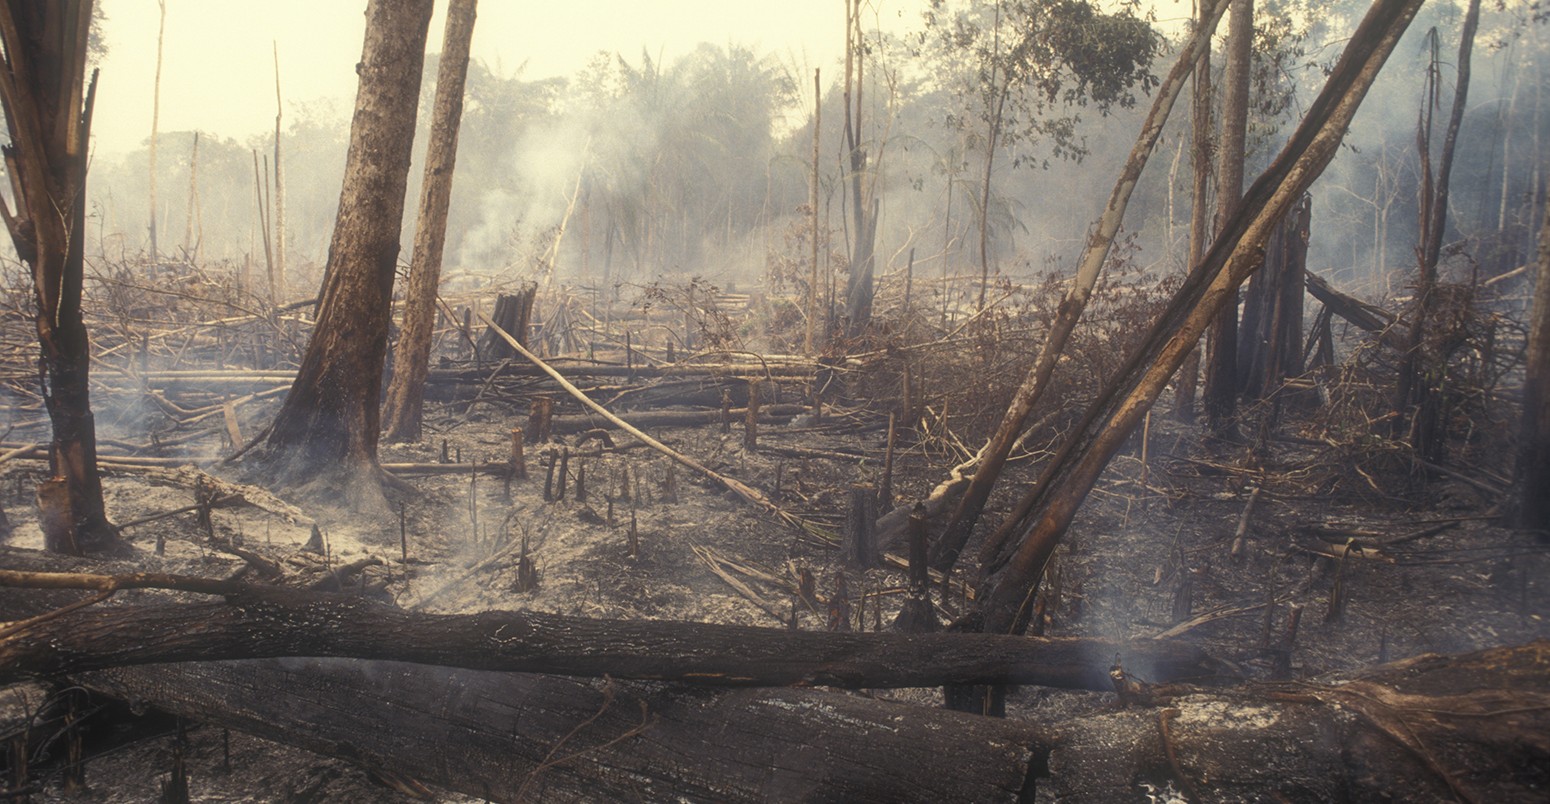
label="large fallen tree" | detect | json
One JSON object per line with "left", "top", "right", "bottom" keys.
{"left": 0, "top": 566, "right": 1212, "bottom": 690}
{"left": 65, "top": 641, "right": 1550, "bottom": 803}
{"left": 75, "top": 658, "right": 1050, "bottom": 803}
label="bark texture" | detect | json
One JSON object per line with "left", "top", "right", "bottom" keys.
{"left": 382, "top": 0, "right": 478, "bottom": 443}
{"left": 0, "top": 575, "right": 1212, "bottom": 690}
{"left": 0, "top": 1, "right": 119, "bottom": 554}
{"left": 72, "top": 642, "right": 1550, "bottom": 803}
{"left": 1203, "top": 0, "right": 1254, "bottom": 430}
{"left": 262, "top": 0, "right": 433, "bottom": 504}
{"left": 78, "top": 658, "right": 1048, "bottom": 803}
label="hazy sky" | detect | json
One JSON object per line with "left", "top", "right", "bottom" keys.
{"left": 89, "top": 0, "right": 924, "bottom": 156}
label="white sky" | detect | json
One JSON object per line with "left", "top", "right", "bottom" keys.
{"left": 89, "top": 0, "right": 919, "bottom": 156}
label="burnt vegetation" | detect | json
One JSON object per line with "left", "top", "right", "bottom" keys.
{"left": 1, "top": 0, "right": 1548, "bottom": 801}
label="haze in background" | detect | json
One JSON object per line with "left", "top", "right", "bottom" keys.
{"left": 90, "top": 0, "right": 887, "bottom": 156}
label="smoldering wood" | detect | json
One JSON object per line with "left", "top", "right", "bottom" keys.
{"left": 0, "top": 575, "right": 1213, "bottom": 690}
{"left": 75, "top": 658, "right": 1050, "bottom": 803}
{"left": 476, "top": 283, "right": 537, "bottom": 361}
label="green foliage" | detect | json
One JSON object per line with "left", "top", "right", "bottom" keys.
{"left": 921, "top": 0, "right": 1161, "bottom": 165}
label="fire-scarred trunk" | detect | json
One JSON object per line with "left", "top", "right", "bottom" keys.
{"left": 261, "top": 0, "right": 432, "bottom": 506}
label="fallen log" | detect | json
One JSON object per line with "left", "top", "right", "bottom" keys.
{"left": 0, "top": 572, "right": 1214, "bottom": 689}
{"left": 71, "top": 642, "right": 1550, "bottom": 803}
{"left": 77, "top": 658, "right": 1049, "bottom": 803}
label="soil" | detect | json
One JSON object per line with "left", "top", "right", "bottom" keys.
{"left": 2, "top": 337, "right": 1546, "bottom": 802}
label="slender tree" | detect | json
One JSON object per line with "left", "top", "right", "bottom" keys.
{"left": 1175, "top": 1, "right": 1216, "bottom": 421}
{"left": 382, "top": 0, "right": 478, "bottom": 443}
{"left": 842, "top": 0, "right": 878, "bottom": 338}
{"left": 1202, "top": 0, "right": 1254, "bottom": 432}
{"left": 147, "top": 0, "right": 165, "bottom": 262}
{"left": 1517, "top": 196, "right": 1550, "bottom": 539}
{"left": 259, "top": 0, "right": 433, "bottom": 507}
{"left": 0, "top": 0, "right": 120, "bottom": 554}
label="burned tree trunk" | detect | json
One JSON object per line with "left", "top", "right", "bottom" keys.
{"left": 70, "top": 641, "right": 1550, "bottom": 803}
{"left": 1237, "top": 195, "right": 1311, "bottom": 399}
{"left": 1516, "top": 198, "right": 1550, "bottom": 538}
{"left": 0, "top": 1, "right": 120, "bottom": 555}
{"left": 78, "top": 658, "right": 1049, "bottom": 803}
{"left": 260, "top": 0, "right": 433, "bottom": 505}
{"left": 1174, "top": 5, "right": 1215, "bottom": 422}
{"left": 381, "top": 0, "right": 479, "bottom": 444}
{"left": 0, "top": 572, "right": 1212, "bottom": 690}
{"left": 842, "top": 0, "right": 877, "bottom": 339}
{"left": 1202, "top": 0, "right": 1254, "bottom": 432}
{"left": 476, "top": 283, "right": 536, "bottom": 362}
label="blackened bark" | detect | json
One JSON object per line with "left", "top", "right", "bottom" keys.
{"left": 79, "top": 658, "right": 1050, "bottom": 803}
{"left": 0, "top": 578, "right": 1212, "bottom": 690}
{"left": 1203, "top": 0, "right": 1254, "bottom": 431}
{"left": 0, "top": 2, "right": 119, "bottom": 554}
{"left": 1516, "top": 198, "right": 1550, "bottom": 537}
{"left": 262, "top": 0, "right": 433, "bottom": 504}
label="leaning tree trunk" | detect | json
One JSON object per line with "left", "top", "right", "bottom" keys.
{"left": 0, "top": 1, "right": 120, "bottom": 555}
{"left": 927, "top": 0, "right": 1230, "bottom": 573}
{"left": 261, "top": 0, "right": 433, "bottom": 506}
{"left": 978, "top": 0, "right": 1425, "bottom": 638}
{"left": 381, "top": 0, "right": 478, "bottom": 444}
{"left": 1516, "top": 196, "right": 1550, "bottom": 538}
{"left": 1203, "top": 0, "right": 1254, "bottom": 432}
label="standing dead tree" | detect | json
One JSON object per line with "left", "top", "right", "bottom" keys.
{"left": 1393, "top": 0, "right": 1482, "bottom": 461}
{"left": 258, "top": 0, "right": 433, "bottom": 507}
{"left": 842, "top": 0, "right": 878, "bottom": 338}
{"left": 0, "top": 0, "right": 121, "bottom": 554}
{"left": 976, "top": 0, "right": 1425, "bottom": 639}
{"left": 928, "top": 0, "right": 1230, "bottom": 573}
{"left": 381, "top": 0, "right": 478, "bottom": 443}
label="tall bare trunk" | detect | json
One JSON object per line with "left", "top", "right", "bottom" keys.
{"left": 382, "top": 0, "right": 478, "bottom": 443}
{"left": 262, "top": 0, "right": 433, "bottom": 507}
{"left": 183, "top": 131, "right": 200, "bottom": 259}
{"left": 0, "top": 0, "right": 120, "bottom": 554}
{"left": 1175, "top": 7, "right": 1215, "bottom": 421}
{"left": 977, "top": 0, "right": 1424, "bottom": 638}
{"left": 807, "top": 68, "right": 820, "bottom": 354}
{"left": 147, "top": 0, "right": 165, "bottom": 263}
{"left": 843, "top": 0, "right": 876, "bottom": 338}
{"left": 928, "top": 0, "right": 1230, "bottom": 573}
{"left": 1203, "top": 0, "right": 1253, "bottom": 431}
{"left": 273, "top": 42, "right": 286, "bottom": 299}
